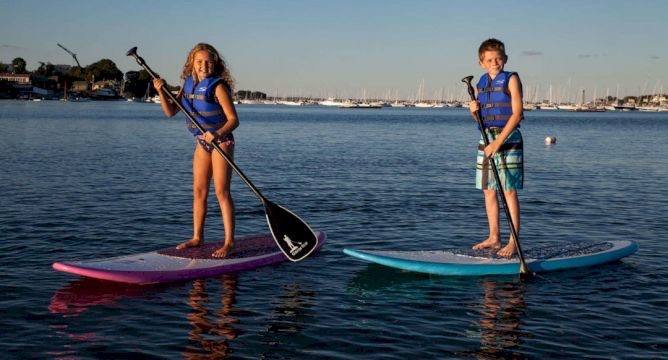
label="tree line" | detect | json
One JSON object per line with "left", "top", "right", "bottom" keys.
{"left": 1, "top": 57, "right": 265, "bottom": 100}
{"left": 1, "top": 57, "right": 162, "bottom": 98}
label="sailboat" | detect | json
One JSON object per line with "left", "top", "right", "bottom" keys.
{"left": 414, "top": 79, "right": 433, "bottom": 108}
{"left": 574, "top": 89, "right": 605, "bottom": 112}
{"left": 538, "top": 84, "right": 558, "bottom": 110}
{"left": 143, "top": 81, "right": 152, "bottom": 103}
{"left": 60, "top": 80, "right": 68, "bottom": 101}
{"left": 319, "top": 97, "right": 345, "bottom": 106}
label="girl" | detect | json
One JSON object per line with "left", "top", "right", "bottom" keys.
{"left": 153, "top": 43, "right": 238, "bottom": 258}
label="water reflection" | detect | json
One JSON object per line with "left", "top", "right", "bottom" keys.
{"left": 348, "top": 265, "right": 529, "bottom": 358}
{"left": 48, "top": 278, "right": 168, "bottom": 357}
{"left": 50, "top": 275, "right": 242, "bottom": 358}
{"left": 469, "top": 280, "right": 527, "bottom": 359}
{"left": 183, "top": 275, "right": 239, "bottom": 359}
{"left": 49, "top": 278, "right": 166, "bottom": 317}
{"left": 260, "top": 282, "right": 315, "bottom": 354}
{"left": 347, "top": 264, "right": 436, "bottom": 294}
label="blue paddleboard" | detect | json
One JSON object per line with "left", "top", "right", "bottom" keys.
{"left": 343, "top": 240, "right": 637, "bottom": 276}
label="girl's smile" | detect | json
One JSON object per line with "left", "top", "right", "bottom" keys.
{"left": 193, "top": 50, "right": 215, "bottom": 80}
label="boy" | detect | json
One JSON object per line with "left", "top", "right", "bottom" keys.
{"left": 468, "top": 38, "right": 524, "bottom": 257}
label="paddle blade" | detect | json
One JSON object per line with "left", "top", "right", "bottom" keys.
{"left": 264, "top": 201, "right": 318, "bottom": 262}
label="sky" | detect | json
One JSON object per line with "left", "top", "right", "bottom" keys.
{"left": 1, "top": 0, "right": 667, "bottom": 101}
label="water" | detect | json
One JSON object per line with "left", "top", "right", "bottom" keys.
{"left": 1, "top": 101, "right": 666, "bottom": 358}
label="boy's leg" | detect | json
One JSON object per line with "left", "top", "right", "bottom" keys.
{"left": 473, "top": 189, "right": 501, "bottom": 250}
{"left": 497, "top": 190, "right": 520, "bottom": 257}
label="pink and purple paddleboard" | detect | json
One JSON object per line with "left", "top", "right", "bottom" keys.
{"left": 53, "top": 231, "right": 326, "bottom": 285}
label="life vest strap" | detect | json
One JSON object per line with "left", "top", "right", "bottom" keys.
{"left": 187, "top": 109, "right": 223, "bottom": 117}
{"left": 482, "top": 114, "right": 510, "bottom": 121}
{"left": 477, "top": 86, "right": 505, "bottom": 93}
{"left": 184, "top": 94, "right": 207, "bottom": 101}
{"left": 483, "top": 102, "right": 512, "bottom": 109}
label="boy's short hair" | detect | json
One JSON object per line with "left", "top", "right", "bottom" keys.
{"left": 478, "top": 38, "right": 508, "bottom": 61}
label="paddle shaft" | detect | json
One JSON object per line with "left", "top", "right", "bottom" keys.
{"left": 462, "top": 77, "right": 530, "bottom": 275}
{"left": 129, "top": 52, "right": 266, "bottom": 203}
{"left": 127, "top": 47, "right": 319, "bottom": 262}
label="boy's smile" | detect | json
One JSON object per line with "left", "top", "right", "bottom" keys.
{"left": 479, "top": 50, "right": 506, "bottom": 77}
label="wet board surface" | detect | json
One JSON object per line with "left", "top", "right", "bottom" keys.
{"left": 53, "top": 231, "right": 326, "bottom": 284}
{"left": 343, "top": 240, "right": 637, "bottom": 276}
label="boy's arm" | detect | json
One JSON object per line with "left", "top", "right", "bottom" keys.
{"left": 484, "top": 74, "right": 523, "bottom": 156}
{"left": 469, "top": 87, "right": 479, "bottom": 118}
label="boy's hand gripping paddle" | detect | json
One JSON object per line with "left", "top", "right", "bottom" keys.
{"left": 127, "top": 46, "right": 318, "bottom": 262}
{"left": 462, "top": 75, "right": 532, "bottom": 277}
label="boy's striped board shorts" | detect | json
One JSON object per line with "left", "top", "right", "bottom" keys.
{"left": 476, "top": 128, "right": 523, "bottom": 191}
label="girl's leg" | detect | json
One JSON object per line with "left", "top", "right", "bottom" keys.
{"left": 497, "top": 190, "right": 520, "bottom": 257}
{"left": 473, "top": 189, "right": 502, "bottom": 250}
{"left": 177, "top": 144, "right": 212, "bottom": 249}
{"left": 211, "top": 144, "right": 235, "bottom": 258}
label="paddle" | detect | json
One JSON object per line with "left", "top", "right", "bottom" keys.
{"left": 127, "top": 46, "right": 318, "bottom": 262}
{"left": 461, "top": 76, "right": 531, "bottom": 277}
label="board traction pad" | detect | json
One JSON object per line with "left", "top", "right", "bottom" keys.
{"left": 157, "top": 234, "right": 279, "bottom": 260}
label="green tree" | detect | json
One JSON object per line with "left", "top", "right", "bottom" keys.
{"left": 85, "top": 59, "right": 123, "bottom": 81}
{"left": 11, "top": 57, "right": 27, "bottom": 73}
{"left": 622, "top": 96, "right": 637, "bottom": 104}
{"left": 35, "top": 62, "right": 56, "bottom": 77}
{"left": 128, "top": 69, "right": 178, "bottom": 98}
{"left": 67, "top": 66, "right": 86, "bottom": 81}
{"left": 123, "top": 69, "right": 154, "bottom": 98}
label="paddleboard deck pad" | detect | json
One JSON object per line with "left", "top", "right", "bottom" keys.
{"left": 343, "top": 240, "right": 637, "bottom": 276}
{"left": 53, "top": 231, "right": 325, "bottom": 284}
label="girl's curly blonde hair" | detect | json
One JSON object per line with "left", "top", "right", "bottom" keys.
{"left": 180, "top": 43, "right": 235, "bottom": 92}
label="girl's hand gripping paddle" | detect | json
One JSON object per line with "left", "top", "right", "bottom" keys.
{"left": 127, "top": 46, "right": 319, "bottom": 262}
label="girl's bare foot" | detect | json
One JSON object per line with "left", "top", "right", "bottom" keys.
{"left": 212, "top": 242, "right": 233, "bottom": 258}
{"left": 473, "top": 236, "right": 502, "bottom": 250}
{"left": 176, "top": 238, "right": 203, "bottom": 250}
{"left": 497, "top": 241, "right": 518, "bottom": 257}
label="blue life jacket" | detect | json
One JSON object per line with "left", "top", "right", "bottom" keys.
{"left": 180, "top": 76, "right": 227, "bottom": 136}
{"left": 476, "top": 71, "right": 521, "bottom": 129}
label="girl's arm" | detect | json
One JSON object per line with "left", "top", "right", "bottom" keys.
{"left": 153, "top": 79, "right": 181, "bottom": 117}
{"left": 484, "top": 74, "right": 523, "bottom": 156}
{"left": 212, "top": 84, "right": 239, "bottom": 138}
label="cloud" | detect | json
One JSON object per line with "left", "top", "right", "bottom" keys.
{"left": 1, "top": 44, "right": 24, "bottom": 50}
{"left": 521, "top": 50, "right": 543, "bottom": 56}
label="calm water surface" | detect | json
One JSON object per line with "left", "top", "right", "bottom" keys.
{"left": 1, "top": 101, "right": 666, "bottom": 359}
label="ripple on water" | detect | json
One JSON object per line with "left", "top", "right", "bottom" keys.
{"left": 0, "top": 103, "right": 666, "bottom": 358}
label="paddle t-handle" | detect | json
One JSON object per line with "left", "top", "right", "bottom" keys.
{"left": 126, "top": 46, "right": 319, "bottom": 262}
{"left": 461, "top": 75, "right": 532, "bottom": 277}
{"left": 126, "top": 47, "right": 161, "bottom": 81}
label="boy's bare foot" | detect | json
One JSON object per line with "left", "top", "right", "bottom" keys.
{"left": 176, "top": 238, "right": 203, "bottom": 250}
{"left": 212, "top": 242, "right": 233, "bottom": 258}
{"left": 497, "top": 241, "right": 518, "bottom": 258}
{"left": 473, "top": 237, "right": 502, "bottom": 250}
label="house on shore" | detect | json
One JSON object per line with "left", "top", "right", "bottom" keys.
{"left": 71, "top": 81, "right": 89, "bottom": 93}
{"left": 0, "top": 73, "right": 31, "bottom": 84}
{"left": 0, "top": 73, "right": 32, "bottom": 98}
